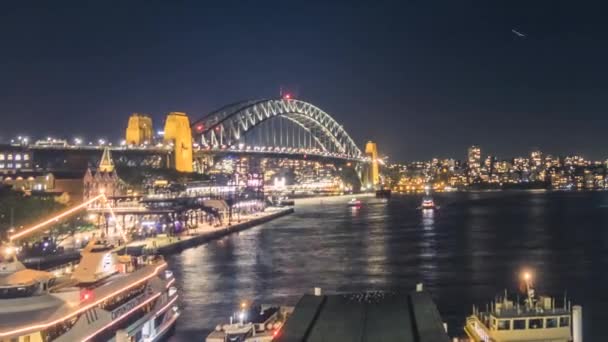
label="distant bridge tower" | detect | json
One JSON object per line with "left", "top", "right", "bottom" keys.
{"left": 365, "top": 141, "right": 379, "bottom": 189}
{"left": 125, "top": 113, "right": 153, "bottom": 145}
{"left": 164, "top": 112, "right": 193, "bottom": 172}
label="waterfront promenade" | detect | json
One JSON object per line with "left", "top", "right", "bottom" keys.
{"left": 125, "top": 207, "right": 294, "bottom": 254}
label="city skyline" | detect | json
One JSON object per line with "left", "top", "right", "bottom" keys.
{"left": 2, "top": 1, "right": 608, "bottom": 160}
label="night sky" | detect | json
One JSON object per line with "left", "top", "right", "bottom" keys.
{"left": 1, "top": 1, "right": 607, "bottom": 162}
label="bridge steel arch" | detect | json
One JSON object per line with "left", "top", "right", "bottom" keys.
{"left": 192, "top": 99, "right": 363, "bottom": 159}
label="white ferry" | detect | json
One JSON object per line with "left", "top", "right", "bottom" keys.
{"left": 0, "top": 239, "right": 179, "bottom": 342}
{"left": 464, "top": 272, "right": 582, "bottom": 342}
{"left": 347, "top": 198, "right": 362, "bottom": 207}
{"left": 420, "top": 196, "right": 437, "bottom": 210}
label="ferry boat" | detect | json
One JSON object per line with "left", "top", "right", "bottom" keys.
{"left": 205, "top": 303, "right": 293, "bottom": 342}
{"left": 464, "top": 272, "right": 582, "bottom": 342}
{"left": 419, "top": 196, "right": 437, "bottom": 210}
{"left": 347, "top": 198, "right": 362, "bottom": 207}
{"left": 0, "top": 239, "right": 179, "bottom": 342}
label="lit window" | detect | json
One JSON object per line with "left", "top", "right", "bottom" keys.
{"left": 15, "top": 154, "right": 21, "bottom": 161}
{"left": 15, "top": 163, "right": 21, "bottom": 168}
{"left": 0, "top": 164, "right": 4, "bottom": 168}
{"left": 7, "top": 163, "right": 13, "bottom": 168}
{"left": 7, "top": 154, "right": 13, "bottom": 160}
{"left": 0, "top": 154, "right": 4, "bottom": 160}
{"left": 497, "top": 320, "right": 511, "bottom": 330}
{"left": 24, "top": 154, "right": 29, "bottom": 160}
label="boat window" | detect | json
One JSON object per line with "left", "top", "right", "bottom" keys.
{"left": 546, "top": 317, "right": 558, "bottom": 328}
{"left": 497, "top": 320, "right": 511, "bottom": 330}
{"left": 528, "top": 318, "right": 543, "bottom": 329}
{"left": 513, "top": 319, "right": 526, "bottom": 330}
{"left": 560, "top": 316, "right": 570, "bottom": 327}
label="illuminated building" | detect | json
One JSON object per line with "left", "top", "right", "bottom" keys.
{"left": 530, "top": 150, "right": 542, "bottom": 169}
{"left": 0, "top": 146, "right": 32, "bottom": 174}
{"left": 83, "top": 148, "right": 123, "bottom": 199}
{"left": 467, "top": 145, "right": 481, "bottom": 180}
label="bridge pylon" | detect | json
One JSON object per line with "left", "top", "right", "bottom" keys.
{"left": 164, "top": 112, "right": 193, "bottom": 172}
{"left": 125, "top": 113, "right": 153, "bottom": 145}
{"left": 364, "top": 141, "right": 380, "bottom": 189}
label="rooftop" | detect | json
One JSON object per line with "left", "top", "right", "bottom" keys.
{"left": 274, "top": 291, "right": 449, "bottom": 342}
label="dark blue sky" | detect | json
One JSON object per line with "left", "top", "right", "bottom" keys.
{"left": 1, "top": 1, "right": 607, "bottom": 161}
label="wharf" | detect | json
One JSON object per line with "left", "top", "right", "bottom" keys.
{"left": 126, "top": 207, "right": 294, "bottom": 255}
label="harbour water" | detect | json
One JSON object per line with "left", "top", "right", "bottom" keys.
{"left": 168, "top": 191, "right": 608, "bottom": 340}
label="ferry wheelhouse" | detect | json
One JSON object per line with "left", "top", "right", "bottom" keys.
{"left": 464, "top": 273, "right": 582, "bottom": 342}
{"left": 0, "top": 240, "right": 179, "bottom": 342}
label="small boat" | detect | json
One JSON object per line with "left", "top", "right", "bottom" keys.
{"left": 206, "top": 303, "right": 293, "bottom": 342}
{"left": 347, "top": 198, "right": 362, "bottom": 207}
{"left": 464, "top": 271, "right": 582, "bottom": 342}
{"left": 277, "top": 196, "right": 294, "bottom": 206}
{"left": 419, "top": 196, "right": 437, "bottom": 210}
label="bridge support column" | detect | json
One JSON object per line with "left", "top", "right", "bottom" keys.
{"left": 164, "top": 112, "right": 193, "bottom": 172}
{"left": 364, "top": 141, "right": 380, "bottom": 190}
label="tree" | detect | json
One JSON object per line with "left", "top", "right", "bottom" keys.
{"left": 0, "top": 189, "right": 92, "bottom": 245}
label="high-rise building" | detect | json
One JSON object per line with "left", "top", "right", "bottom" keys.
{"left": 530, "top": 150, "right": 542, "bottom": 169}
{"left": 467, "top": 145, "right": 481, "bottom": 178}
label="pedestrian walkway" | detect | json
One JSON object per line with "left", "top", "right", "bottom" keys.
{"left": 126, "top": 207, "right": 293, "bottom": 253}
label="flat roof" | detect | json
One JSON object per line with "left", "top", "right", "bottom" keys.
{"left": 275, "top": 291, "right": 449, "bottom": 342}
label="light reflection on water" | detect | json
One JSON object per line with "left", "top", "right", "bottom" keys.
{"left": 168, "top": 192, "right": 608, "bottom": 340}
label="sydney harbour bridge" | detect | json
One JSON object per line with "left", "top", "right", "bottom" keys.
{"left": 16, "top": 97, "right": 380, "bottom": 188}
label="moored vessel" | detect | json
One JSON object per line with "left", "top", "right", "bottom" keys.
{"left": 464, "top": 272, "right": 582, "bottom": 342}
{"left": 0, "top": 239, "right": 179, "bottom": 342}
{"left": 205, "top": 302, "right": 293, "bottom": 342}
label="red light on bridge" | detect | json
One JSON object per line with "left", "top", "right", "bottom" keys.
{"left": 283, "top": 93, "right": 292, "bottom": 100}
{"left": 196, "top": 124, "right": 204, "bottom": 132}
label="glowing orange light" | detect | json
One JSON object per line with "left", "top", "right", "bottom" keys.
{"left": 9, "top": 194, "right": 106, "bottom": 241}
